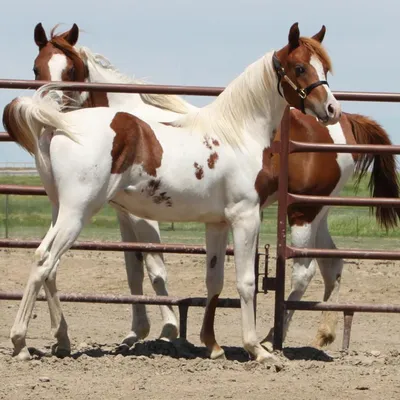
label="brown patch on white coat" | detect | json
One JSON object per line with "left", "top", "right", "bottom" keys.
{"left": 194, "top": 162, "right": 204, "bottom": 180}
{"left": 254, "top": 108, "right": 400, "bottom": 230}
{"left": 110, "top": 112, "right": 163, "bottom": 176}
{"left": 207, "top": 152, "right": 219, "bottom": 169}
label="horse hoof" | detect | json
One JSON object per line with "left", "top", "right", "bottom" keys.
{"left": 115, "top": 343, "right": 131, "bottom": 355}
{"left": 12, "top": 347, "right": 32, "bottom": 361}
{"left": 210, "top": 346, "right": 226, "bottom": 360}
{"left": 51, "top": 344, "right": 71, "bottom": 358}
{"left": 159, "top": 323, "right": 179, "bottom": 342}
{"left": 256, "top": 352, "right": 283, "bottom": 370}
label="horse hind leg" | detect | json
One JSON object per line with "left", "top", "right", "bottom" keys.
{"left": 43, "top": 262, "right": 71, "bottom": 358}
{"left": 116, "top": 211, "right": 178, "bottom": 349}
{"left": 116, "top": 211, "right": 150, "bottom": 349}
{"left": 312, "top": 214, "right": 343, "bottom": 348}
{"left": 10, "top": 207, "right": 85, "bottom": 360}
{"left": 39, "top": 206, "right": 70, "bottom": 358}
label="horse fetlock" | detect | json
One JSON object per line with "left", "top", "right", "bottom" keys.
{"left": 159, "top": 323, "right": 179, "bottom": 342}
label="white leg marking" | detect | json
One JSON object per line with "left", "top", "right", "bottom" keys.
{"left": 117, "top": 211, "right": 178, "bottom": 348}
{"left": 313, "top": 215, "right": 343, "bottom": 347}
{"left": 200, "top": 222, "right": 229, "bottom": 359}
{"left": 43, "top": 205, "right": 71, "bottom": 358}
{"left": 10, "top": 208, "right": 85, "bottom": 360}
{"left": 231, "top": 208, "right": 279, "bottom": 363}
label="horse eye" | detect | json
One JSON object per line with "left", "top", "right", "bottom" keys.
{"left": 295, "top": 65, "right": 305, "bottom": 77}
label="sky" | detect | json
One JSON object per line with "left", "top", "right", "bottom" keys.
{"left": 0, "top": 0, "right": 399, "bottom": 164}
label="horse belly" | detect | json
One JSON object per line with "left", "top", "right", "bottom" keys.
{"left": 110, "top": 182, "right": 225, "bottom": 223}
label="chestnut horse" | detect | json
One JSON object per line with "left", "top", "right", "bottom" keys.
{"left": 4, "top": 23, "right": 342, "bottom": 362}
{"left": 28, "top": 23, "right": 400, "bottom": 353}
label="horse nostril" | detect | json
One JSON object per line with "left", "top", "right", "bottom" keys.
{"left": 327, "top": 104, "right": 334, "bottom": 115}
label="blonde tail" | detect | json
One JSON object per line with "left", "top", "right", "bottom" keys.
{"left": 2, "top": 84, "right": 79, "bottom": 155}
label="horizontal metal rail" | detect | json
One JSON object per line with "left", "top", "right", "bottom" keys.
{"left": 289, "top": 141, "right": 400, "bottom": 154}
{"left": 288, "top": 193, "right": 400, "bottom": 207}
{"left": 0, "top": 133, "right": 13, "bottom": 142}
{"left": 0, "top": 184, "right": 46, "bottom": 195}
{"left": 0, "top": 291, "right": 240, "bottom": 307}
{"left": 0, "top": 239, "right": 235, "bottom": 255}
{"left": 0, "top": 79, "right": 225, "bottom": 96}
{"left": 287, "top": 246, "right": 400, "bottom": 260}
{"left": 1, "top": 79, "right": 400, "bottom": 102}
{"left": 269, "top": 141, "right": 400, "bottom": 155}
{"left": 285, "top": 301, "right": 400, "bottom": 313}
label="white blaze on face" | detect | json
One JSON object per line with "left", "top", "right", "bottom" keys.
{"left": 48, "top": 53, "right": 68, "bottom": 103}
{"left": 48, "top": 53, "right": 68, "bottom": 81}
{"left": 308, "top": 55, "right": 341, "bottom": 123}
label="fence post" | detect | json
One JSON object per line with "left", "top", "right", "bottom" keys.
{"left": 356, "top": 216, "right": 359, "bottom": 238}
{"left": 4, "top": 194, "right": 9, "bottom": 239}
{"left": 273, "top": 106, "right": 290, "bottom": 351}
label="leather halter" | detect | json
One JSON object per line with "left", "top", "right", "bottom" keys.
{"left": 272, "top": 52, "right": 329, "bottom": 114}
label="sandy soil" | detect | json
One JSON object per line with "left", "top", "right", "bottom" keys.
{"left": 1, "top": 246, "right": 400, "bottom": 400}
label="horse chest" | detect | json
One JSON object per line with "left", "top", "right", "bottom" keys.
{"left": 254, "top": 148, "right": 278, "bottom": 206}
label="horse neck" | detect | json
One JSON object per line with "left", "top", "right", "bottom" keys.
{"left": 81, "top": 56, "right": 144, "bottom": 110}
{"left": 205, "top": 52, "right": 287, "bottom": 149}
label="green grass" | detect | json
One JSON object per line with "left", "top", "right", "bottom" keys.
{"left": 0, "top": 173, "right": 398, "bottom": 245}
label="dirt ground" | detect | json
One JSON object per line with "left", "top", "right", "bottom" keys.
{"left": 1, "top": 246, "right": 400, "bottom": 400}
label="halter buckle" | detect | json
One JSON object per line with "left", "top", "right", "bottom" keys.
{"left": 297, "top": 88, "right": 307, "bottom": 100}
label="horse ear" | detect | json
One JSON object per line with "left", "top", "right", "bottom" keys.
{"left": 34, "top": 23, "right": 48, "bottom": 49}
{"left": 288, "top": 22, "right": 300, "bottom": 52}
{"left": 65, "top": 23, "right": 79, "bottom": 46}
{"left": 312, "top": 25, "right": 326, "bottom": 43}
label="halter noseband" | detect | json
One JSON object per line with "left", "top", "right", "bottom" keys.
{"left": 272, "top": 52, "right": 329, "bottom": 114}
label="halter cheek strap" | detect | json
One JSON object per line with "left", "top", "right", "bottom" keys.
{"left": 272, "top": 52, "right": 329, "bottom": 114}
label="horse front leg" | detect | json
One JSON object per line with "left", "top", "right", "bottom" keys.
{"left": 200, "top": 222, "right": 229, "bottom": 359}
{"left": 231, "top": 207, "right": 279, "bottom": 363}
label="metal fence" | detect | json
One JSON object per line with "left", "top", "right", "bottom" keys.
{"left": 1, "top": 79, "right": 400, "bottom": 350}
{"left": 272, "top": 102, "right": 400, "bottom": 351}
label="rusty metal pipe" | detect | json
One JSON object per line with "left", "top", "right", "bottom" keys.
{"left": 287, "top": 246, "right": 400, "bottom": 260}
{"left": 0, "top": 238, "right": 235, "bottom": 255}
{"left": 342, "top": 312, "right": 354, "bottom": 351}
{"left": 273, "top": 106, "right": 291, "bottom": 351}
{"left": 289, "top": 141, "right": 400, "bottom": 154}
{"left": 0, "top": 185, "right": 46, "bottom": 195}
{"left": 0, "top": 79, "right": 225, "bottom": 96}
{"left": 288, "top": 193, "right": 400, "bottom": 207}
{"left": 285, "top": 301, "right": 400, "bottom": 313}
{"left": 0, "top": 291, "right": 241, "bottom": 307}
{"left": 1, "top": 79, "right": 400, "bottom": 102}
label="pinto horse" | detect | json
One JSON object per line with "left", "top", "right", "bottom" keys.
{"left": 28, "top": 23, "right": 400, "bottom": 353}
{"left": 262, "top": 110, "right": 400, "bottom": 350}
{"left": 4, "top": 22, "right": 343, "bottom": 362}
{"left": 31, "top": 23, "right": 200, "bottom": 348}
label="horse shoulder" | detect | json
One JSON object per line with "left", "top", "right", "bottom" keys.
{"left": 109, "top": 112, "right": 163, "bottom": 176}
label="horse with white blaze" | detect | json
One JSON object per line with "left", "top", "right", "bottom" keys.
{"left": 4, "top": 23, "right": 341, "bottom": 362}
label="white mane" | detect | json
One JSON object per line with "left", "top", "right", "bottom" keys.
{"left": 174, "top": 51, "right": 280, "bottom": 148}
{"left": 77, "top": 46, "right": 194, "bottom": 114}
